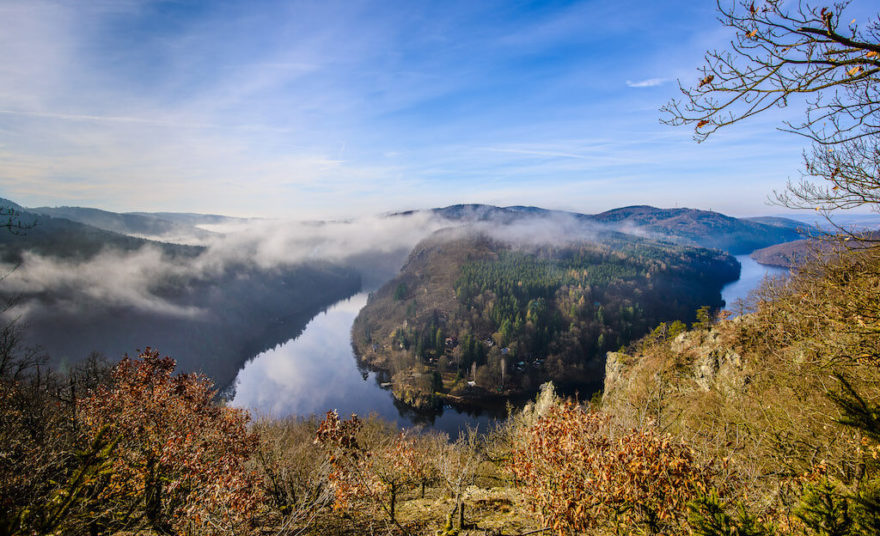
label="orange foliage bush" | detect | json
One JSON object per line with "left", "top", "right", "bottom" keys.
{"left": 510, "top": 402, "right": 716, "bottom": 535}
{"left": 315, "top": 410, "right": 421, "bottom": 525}
{"left": 78, "top": 348, "right": 262, "bottom": 535}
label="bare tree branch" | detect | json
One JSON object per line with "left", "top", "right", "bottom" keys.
{"left": 661, "top": 1, "right": 880, "bottom": 220}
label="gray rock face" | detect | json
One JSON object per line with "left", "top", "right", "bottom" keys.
{"left": 693, "top": 346, "right": 743, "bottom": 392}
{"left": 672, "top": 329, "right": 745, "bottom": 392}
{"left": 604, "top": 326, "right": 746, "bottom": 398}
{"left": 604, "top": 351, "right": 628, "bottom": 392}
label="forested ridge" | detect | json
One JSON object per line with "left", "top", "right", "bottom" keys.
{"left": 351, "top": 231, "right": 738, "bottom": 411}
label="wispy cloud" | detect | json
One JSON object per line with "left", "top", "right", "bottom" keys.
{"left": 0, "top": 0, "right": 809, "bottom": 218}
{"left": 0, "top": 109, "right": 216, "bottom": 129}
{"left": 626, "top": 78, "right": 670, "bottom": 88}
{"left": 484, "top": 147, "right": 590, "bottom": 160}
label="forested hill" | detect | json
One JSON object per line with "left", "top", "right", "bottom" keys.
{"left": 0, "top": 198, "right": 203, "bottom": 262}
{"left": 591, "top": 206, "right": 803, "bottom": 254}
{"left": 750, "top": 230, "right": 880, "bottom": 268}
{"left": 750, "top": 238, "right": 818, "bottom": 268}
{"left": 351, "top": 229, "right": 739, "bottom": 412}
{"left": 26, "top": 205, "right": 223, "bottom": 244}
{"left": 1, "top": 198, "right": 245, "bottom": 252}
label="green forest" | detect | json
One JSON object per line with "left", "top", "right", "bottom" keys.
{"left": 352, "top": 235, "right": 738, "bottom": 409}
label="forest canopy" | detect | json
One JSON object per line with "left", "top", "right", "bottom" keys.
{"left": 351, "top": 232, "right": 739, "bottom": 410}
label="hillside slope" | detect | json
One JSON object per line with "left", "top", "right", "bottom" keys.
{"left": 352, "top": 229, "right": 739, "bottom": 412}
{"left": 17, "top": 261, "right": 361, "bottom": 390}
{"left": 751, "top": 232, "right": 880, "bottom": 268}
{"left": 602, "top": 245, "right": 880, "bottom": 511}
{"left": 28, "top": 205, "right": 220, "bottom": 243}
{"left": 0, "top": 198, "right": 201, "bottom": 262}
{"left": 749, "top": 237, "right": 819, "bottom": 267}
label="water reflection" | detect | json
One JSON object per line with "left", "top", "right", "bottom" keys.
{"left": 230, "top": 293, "right": 497, "bottom": 436}
{"left": 722, "top": 255, "right": 789, "bottom": 312}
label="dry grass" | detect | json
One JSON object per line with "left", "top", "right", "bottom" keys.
{"left": 603, "top": 246, "right": 880, "bottom": 515}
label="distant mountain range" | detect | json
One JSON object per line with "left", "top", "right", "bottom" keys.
{"left": 26, "top": 205, "right": 219, "bottom": 244}
{"left": 4, "top": 199, "right": 807, "bottom": 260}
{"left": 23, "top": 203, "right": 248, "bottom": 245}
{"left": 420, "top": 204, "right": 804, "bottom": 254}
{"left": 0, "top": 198, "right": 202, "bottom": 263}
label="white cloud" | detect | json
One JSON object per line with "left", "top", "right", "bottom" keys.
{"left": 2, "top": 248, "right": 201, "bottom": 318}
{"left": 0, "top": 0, "right": 812, "bottom": 219}
{"left": 625, "top": 77, "right": 670, "bottom": 88}
{"left": 0, "top": 211, "right": 454, "bottom": 322}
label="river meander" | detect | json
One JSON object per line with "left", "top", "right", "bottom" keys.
{"left": 232, "top": 254, "right": 789, "bottom": 434}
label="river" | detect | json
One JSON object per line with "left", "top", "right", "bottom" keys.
{"left": 230, "top": 292, "right": 498, "bottom": 436}
{"left": 721, "top": 254, "right": 789, "bottom": 312}
{"left": 232, "top": 254, "right": 787, "bottom": 434}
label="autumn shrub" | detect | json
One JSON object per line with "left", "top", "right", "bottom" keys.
{"left": 78, "top": 348, "right": 263, "bottom": 535}
{"left": 315, "top": 410, "right": 426, "bottom": 530}
{"left": 0, "top": 328, "right": 115, "bottom": 536}
{"left": 510, "top": 401, "right": 717, "bottom": 535}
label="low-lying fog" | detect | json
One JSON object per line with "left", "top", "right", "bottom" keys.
{"left": 1, "top": 208, "right": 633, "bottom": 390}
{"left": 1, "top": 209, "right": 615, "bottom": 327}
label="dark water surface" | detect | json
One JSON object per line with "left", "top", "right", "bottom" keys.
{"left": 721, "top": 255, "right": 789, "bottom": 312}
{"left": 230, "top": 293, "right": 498, "bottom": 436}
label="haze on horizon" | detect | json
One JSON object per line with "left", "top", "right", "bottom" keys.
{"left": 1, "top": 0, "right": 875, "bottom": 219}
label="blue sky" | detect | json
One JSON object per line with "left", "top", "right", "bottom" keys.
{"left": 0, "top": 0, "right": 861, "bottom": 218}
